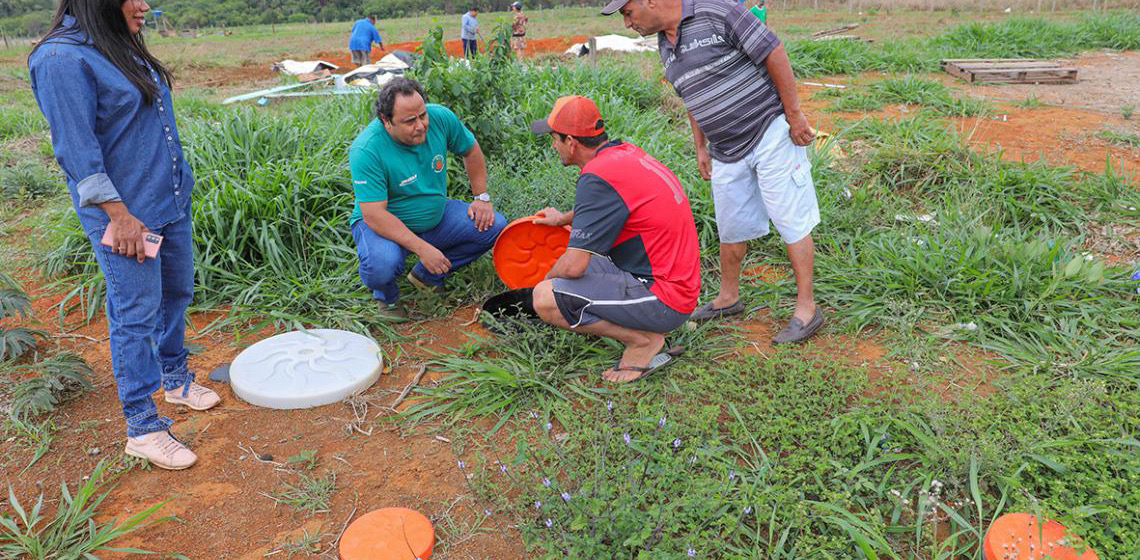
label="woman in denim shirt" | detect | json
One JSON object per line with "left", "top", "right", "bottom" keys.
{"left": 29, "top": 0, "right": 219, "bottom": 470}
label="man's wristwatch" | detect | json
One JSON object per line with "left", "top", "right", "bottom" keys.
{"left": 474, "top": 192, "right": 491, "bottom": 203}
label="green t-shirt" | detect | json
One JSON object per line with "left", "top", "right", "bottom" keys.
{"left": 349, "top": 104, "right": 476, "bottom": 232}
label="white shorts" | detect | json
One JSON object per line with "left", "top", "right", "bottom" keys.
{"left": 710, "top": 115, "right": 820, "bottom": 244}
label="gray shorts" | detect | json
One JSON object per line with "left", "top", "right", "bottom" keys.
{"left": 351, "top": 50, "right": 370, "bottom": 66}
{"left": 552, "top": 256, "right": 689, "bottom": 333}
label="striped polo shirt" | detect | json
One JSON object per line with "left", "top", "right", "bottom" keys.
{"left": 659, "top": 0, "right": 783, "bottom": 163}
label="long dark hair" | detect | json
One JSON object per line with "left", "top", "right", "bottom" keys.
{"left": 30, "top": 0, "right": 173, "bottom": 104}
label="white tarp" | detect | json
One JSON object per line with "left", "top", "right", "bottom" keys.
{"left": 273, "top": 59, "right": 339, "bottom": 75}
{"left": 564, "top": 34, "right": 657, "bottom": 55}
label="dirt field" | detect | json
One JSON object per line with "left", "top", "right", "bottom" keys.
{"left": 800, "top": 51, "right": 1140, "bottom": 175}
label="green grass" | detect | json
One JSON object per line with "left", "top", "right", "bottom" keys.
{"left": 1097, "top": 128, "right": 1140, "bottom": 148}
{"left": 0, "top": 459, "right": 172, "bottom": 559}
{"left": 787, "top": 11, "right": 1140, "bottom": 78}
{"left": 818, "top": 75, "right": 990, "bottom": 116}
{"left": 457, "top": 354, "right": 1139, "bottom": 558}
{"left": 265, "top": 472, "right": 337, "bottom": 516}
{"left": 1011, "top": 94, "right": 1046, "bottom": 109}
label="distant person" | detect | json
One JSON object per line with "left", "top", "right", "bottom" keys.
{"left": 530, "top": 96, "right": 700, "bottom": 383}
{"left": 752, "top": 0, "right": 768, "bottom": 24}
{"left": 349, "top": 14, "right": 384, "bottom": 67}
{"left": 510, "top": 2, "right": 528, "bottom": 58}
{"left": 29, "top": 0, "right": 220, "bottom": 470}
{"left": 349, "top": 77, "right": 506, "bottom": 317}
{"left": 461, "top": 7, "right": 481, "bottom": 58}
{"left": 605, "top": 0, "right": 822, "bottom": 344}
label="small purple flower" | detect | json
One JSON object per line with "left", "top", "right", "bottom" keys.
{"left": 728, "top": 470, "right": 736, "bottom": 481}
{"left": 687, "top": 548, "right": 697, "bottom": 557}
{"left": 542, "top": 477, "right": 552, "bottom": 487}
{"left": 561, "top": 491, "right": 572, "bottom": 502}
{"left": 500, "top": 464, "right": 508, "bottom": 474}
{"left": 529, "top": 411, "right": 538, "bottom": 419}
{"left": 544, "top": 422, "right": 552, "bottom": 432}
{"left": 673, "top": 438, "right": 681, "bottom": 449}
{"left": 534, "top": 500, "right": 542, "bottom": 509}
{"left": 606, "top": 400, "right": 613, "bottom": 412}
{"left": 484, "top": 508, "right": 493, "bottom": 516}
{"left": 623, "top": 433, "right": 631, "bottom": 445}
{"left": 545, "top": 518, "right": 553, "bottom": 528}
{"left": 744, "top": 506, "right": 753, "bottom": 515}
{"left": 658, "top": 416, "right": 666, "bottom": 428}
{"left": 457, "top": 460, "right": 465, "bottom": 470}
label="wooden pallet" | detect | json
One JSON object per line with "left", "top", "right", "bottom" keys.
{"left": 941, "top": 59, "right": 1078, "bottom": 85}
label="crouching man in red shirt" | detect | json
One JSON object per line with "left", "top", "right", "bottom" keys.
{"left": 531, "top": 96, "right": 701, "bottom": 383}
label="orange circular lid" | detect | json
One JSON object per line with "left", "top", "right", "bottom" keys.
{"left": 983, "top": 513, "right": 1097, "bottom": 560}
{"left": 492, "top": 215, "right": 572, "bottom": 290}
{"left": 339, "top": 508, "right": 434, "bottom": 560}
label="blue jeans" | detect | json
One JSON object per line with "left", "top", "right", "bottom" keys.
{"left": 352, "top": 199, "right": 506, "bottom": 304}
{"left": 462, "top": 38, "right": 478, "bottom": 58}
{"left": 88, "top": 214, "right": 195, "bottom": 438}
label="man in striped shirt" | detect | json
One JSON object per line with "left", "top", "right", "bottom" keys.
{"left": 604, "top": 0, "right": 824, "bottom": 344}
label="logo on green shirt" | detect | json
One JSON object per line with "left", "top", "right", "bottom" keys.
{"left": 432, "top": 154, "right": 445, "bottom": 173}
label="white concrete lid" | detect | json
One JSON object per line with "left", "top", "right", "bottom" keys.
{"left": 230, "top": 329, "right": 383, "bottom": 410}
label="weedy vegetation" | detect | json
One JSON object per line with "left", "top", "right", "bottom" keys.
{"left": 0, "top": 459, "right": 171, "bottom": 559}
{"left": 1096, "top": 128, "right": 1140, "bottom": 148}
{"left": 815, "top": 75, "right": 991, "bottom": 116}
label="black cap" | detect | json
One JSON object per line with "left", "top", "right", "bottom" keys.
{"left": 601, "top": 0, "right": 630, "bottom": 15}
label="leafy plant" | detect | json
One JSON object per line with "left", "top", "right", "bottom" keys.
{"left": 5, "top": 352, "right": 93, "bottom": 419}
{"left": 265, "top": 472, "right": 337, "bottom": 515}
{"left": 285, "top": 449, "right": 319, "bottom": 471}
{"left": 0, "top": 161, "right": 59, "bottom": 200}
{"left": 0, "top": 459, "right": 172, "bottom": 560}
{"left": 0, "top": 272, "right": 44, "bottom": 362}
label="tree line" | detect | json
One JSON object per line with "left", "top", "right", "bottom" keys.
{"left": 1, "top": 0, "right": 595, "bottom": 37}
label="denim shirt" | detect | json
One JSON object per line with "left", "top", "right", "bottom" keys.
{"left": 29, "top": 15, "right": 194, "bottom": 235}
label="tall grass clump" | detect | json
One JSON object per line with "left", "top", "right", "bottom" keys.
{"left": 821, "top": 75, "right": 990, "bottom": 117}
{"left": 0, "top": 460, "right": 171, "bottom": 559}
{"left": 0, "top": 105, "right": 46, "bottom": 142}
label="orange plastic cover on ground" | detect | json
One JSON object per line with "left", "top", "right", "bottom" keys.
{"left": 339, "top": 507, "right": 434, "bottom": 560}
{"left": 492, "top": 215, "right": 572, "bottom": 290}
{"left": 983, "top": 513, "right": 1098, "bottom": 560}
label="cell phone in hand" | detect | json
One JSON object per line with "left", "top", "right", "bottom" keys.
{"left": 100, "top": 228, "right": 163, "bottom": 259}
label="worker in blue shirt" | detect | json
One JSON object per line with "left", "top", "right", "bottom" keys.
{"left": 460, "top": 7, "right": 481, "bottom": 58}
{"left": 349, "top": 15, "right": 384, "bottom": 67}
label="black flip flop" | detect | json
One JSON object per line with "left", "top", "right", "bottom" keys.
{"left": 607, "top": 345, "right": 686, "bottom": 383}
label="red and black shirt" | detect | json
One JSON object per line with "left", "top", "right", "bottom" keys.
{"left": 568, "top": 141, "right": 701, "bottom": 314}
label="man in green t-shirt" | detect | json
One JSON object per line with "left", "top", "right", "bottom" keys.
{"left": 349, "top": 77, "right": 506, "bottom": 316}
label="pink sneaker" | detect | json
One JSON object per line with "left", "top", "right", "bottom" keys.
{"left": 164, "top": 382, "right": 221, "bottom": 411}
{"left": 125, "top": 430, "right": 198, "bottom": 470}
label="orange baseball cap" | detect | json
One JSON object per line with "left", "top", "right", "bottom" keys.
{"left": 530, "top": 95, "right": 606, "bottom": 137}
